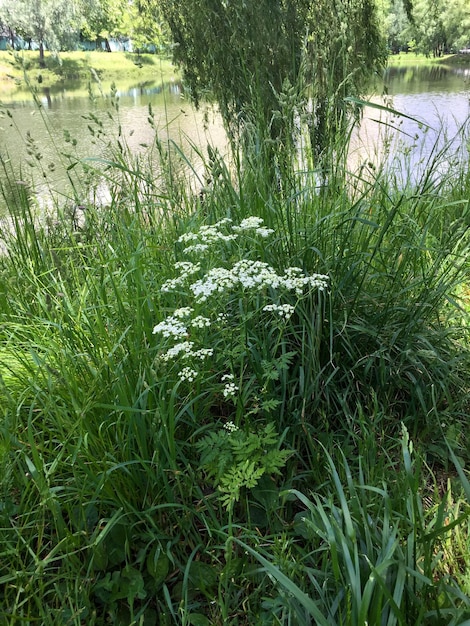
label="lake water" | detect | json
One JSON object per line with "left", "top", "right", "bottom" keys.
{"left": 349, "top": 65, "right": 470, "bottom": 182}
{"left": 0, "top": 80, "right": 227, "bottom": 209}
{"left": 1, "top": 64, "right": 469, "bottom": 208}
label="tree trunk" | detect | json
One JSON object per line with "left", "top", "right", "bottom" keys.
{"left": 39, "top": 42, "right": 45, "bottom": 67}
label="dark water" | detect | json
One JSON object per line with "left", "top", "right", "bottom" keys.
{"left": 1, "top": 64, "right": 469, "bottom": 207}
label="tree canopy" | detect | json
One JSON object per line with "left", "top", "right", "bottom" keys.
{"left": 0, "top": 0, "right": 78, "bottom": 64}
{"left": 0, "top": 0, "right": 166, "bottom": 56}
{"left": 383, "top": 0, "right": 470, "bottom": 55}
{"left": 160, "top": 0, "right": 386, "bottom": 158}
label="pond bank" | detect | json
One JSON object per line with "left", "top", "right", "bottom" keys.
{"left": 387, "top": 51, "right": 470, "bottom": 69}
{"left": 0, "top": 50, "right": 178, "bottom": 100}
{"left": 2, "top": 50, "right": 470, "bottom": 103}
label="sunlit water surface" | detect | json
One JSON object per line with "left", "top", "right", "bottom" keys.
{"left": 1, "top": 64, "right": 469, "bottom": 210}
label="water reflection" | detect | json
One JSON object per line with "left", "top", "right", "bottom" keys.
{"left": 384, "top": 64, "right": 470, "bottom": 95}
{"left": 1, "top": 66, "right": 469, "bottom": 211}
{"left": 0, "top": 80, "right": 227, "bottom": 212}
{"left": 350, "top": 63, "right": 470, "bottom": 184}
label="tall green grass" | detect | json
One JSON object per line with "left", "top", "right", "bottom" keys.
{"left": 0, "top": 88, "right": 469, "bottom": 624}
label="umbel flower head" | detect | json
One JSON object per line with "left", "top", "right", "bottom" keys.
{"left": 153, "top": 216, "right": 329, "bottom": 386}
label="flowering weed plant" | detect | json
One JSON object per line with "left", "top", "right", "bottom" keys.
{"left": 153, "top": 216, "right": 328, "bottom": 505}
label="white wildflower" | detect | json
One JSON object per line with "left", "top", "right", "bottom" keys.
{"left": 256, "top": 227, "right": 274, "bottom": 237}
{"left": 187, "top": 260, "right": 327, "bottom": 302}
{"left": 178, "top": 220, "right": 237, "bottom": 252}
{"left": 173, "top": 307, "right": 194, "bottom": 319}
{"left": 191, "top": 348, "right": 214, "bottom": 360}
{"left": 232, "top": 216, "right": 274, "bottom": 238}
{"left": 153, "top": 316, "right": 187, "bottom": 338}
{"left": 190, "top": 267, "right": 238, "bottom": 301}
{"left": 183, "top": 243, "right": 209, "bottom": 254}
{"left": 306, "top": 274, "right": 329, "bottom": 291}
{"left": 223, "top": 382, "right": 239, "bottom": 398}
{"left": 281, "top": 268, "right": 329, "bottom": 296}
{"left": 190, "top": 315, "right": 212, "bottom": 328}
{"left": 214, "top": 217, "right": 233, "bottom": 227}
{"left": 160, "top": 341, "right": 194, "bottom": 361}
{"left": 263, "top": 303, "right": 295, "bottom": 319}
{"left": 174, "top": 261, "right": 201, "bottom": 273}
{"left": 224, "top": 421, "right": 239, "bottom": 433}
{"left": 161, "top": 262, "right": 201, "bottom": 293}
{"left": 178, "top": 367, "right": 198, "bottom": 382}
{"left": 178, "top": 232, "right": 199, "bottom": 244}
{"left": 234, "top": 260, "right": 281, "bottom": 290}
{"left": 233, "top": 216, "right": 264, "bottom": 230}
{"left": 199, "top": 224, "right": 237, "bottom": 243}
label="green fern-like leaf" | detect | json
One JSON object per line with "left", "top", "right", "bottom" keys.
{"left": 197, "top": 423, "right": 290, "bottom": 509}
{"left": 260, "top": 422, "right": 279, "bottom": 446}
{"left": 230, "top": 431, "right": 260, "bottom": 460}
{"left": 261, "top": 398, "right": 281, "bottom": 413}
{"left": 196, "top": 430, "right": 232, "bottom": 479}
{"left": 276, "top": 350, "right": 297, "bottom": 371}
{"left": 219, "top": 460, "right": 265, "bottom": 508}
{"left": 261, "top": 449, "right": 291, "bottom": 475}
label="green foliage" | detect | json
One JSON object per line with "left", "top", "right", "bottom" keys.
{"left": 0, "top": 0, "right": 168, "bottom": 57}
{"left": 0, "top": 0, "right": 80, "bottom": 63}
{"left": 77, "top": 0, "right": 167, "bottom": 50}
{"left": 383, "top": 0, "right": 470, "bottom": 55}
{"left": 0, "top": 83, "right": 469, "bottom": 623}
{"left": 240, "top": 427, "right": 470, "bottom": 625}
{"left": 197, "top": 422, "right": 291, "bottom": 510}
{"left": 160, "top": 0, "right": 386, "bottom": 158}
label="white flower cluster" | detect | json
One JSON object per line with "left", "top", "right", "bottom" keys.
{"left": 223, "top": 382, "right": 239, "bottom": 398}
{"left": 177, "top": 216, "right": 275, "bottom": 255}
{"left": 192, "top": 348, "right": 214, "bottom": 359}
{"left": 178, "top": 219, "right": 237, "bottom": 253}
{"left": 188, "top": 260, "right": 328, "bottom": 303}
{"left": 190, "top": 315, "right": 212, "bottom": 329}
{"left": 157, "top": 339, "right": 214, "bottom": 363}
{"left": 263, "top": 303, "right": 295, "bottom": 319}
{"left": 221, "top": 373, "right": 239, "bottom": 398}
{"left": 154, "top": 217, "right": 329, "bottom": 396}
{"left": 152, "top": 316, "right": 188, "bottom": 338}
{"left": 282, "top": 267, "right": 329, "bottom": 295}
{"left": 224, "top": 421, "right": 239, "bottom": 433}
{"left": 173, "top": 307, "right": 194, "bottom": 318}
{"left": 159, "top": 340, "right": 194, "bottom": 361}
{"left": 161, "top": 262, "right": 200, "bottom": 293}
{"left": 153, "top": 307, "right": 215, "bottom": 366}
{"left": 178, "top": 367, "right": 198, "bottom": 382}
{"left": 232, "top": 216, "right": 274, "bottom": 238}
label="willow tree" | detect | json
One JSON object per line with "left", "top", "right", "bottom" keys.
{"left": 0, "top": 0, "right": 78, "bottom": 66}
{"left": 160, "top": 0, "right": 386, "bottom": 159}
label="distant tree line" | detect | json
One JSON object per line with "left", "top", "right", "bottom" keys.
{"left": 382, "top": 0, "right": 470, "bottom": 56}
{"left": 1, "top": 0, "right": 469, "bottom": 65}
{"left": 0, "top": 0, "right": 167, "bottom": 64}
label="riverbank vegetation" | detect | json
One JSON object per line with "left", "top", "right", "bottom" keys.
{"left": 1, "top": 0, "right": 470, "bottom": 623}
{"left": 1, "top": 48, "right": 469, "bottom": 105}
{"left": 0, "top": 80, "right": 469, "bottom": 625}
{"left": 0, "top": 50, "right": 177, "bottom": 98}
{"left": 388, "top": 51, "right": 470, "bottom": 67}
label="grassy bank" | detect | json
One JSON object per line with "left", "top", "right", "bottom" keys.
{"left": 0, "top": 91, "right": 469, "bottom": 624}
{"left": 388, "top": 51, "right": 470, "bottom": 68}
{"left": 0, "top": 50, "right": 178, "bottom": 99}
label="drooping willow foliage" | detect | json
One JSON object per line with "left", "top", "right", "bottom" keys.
{"left": 160, "top": 0, "right": 387, "bottom": 159}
